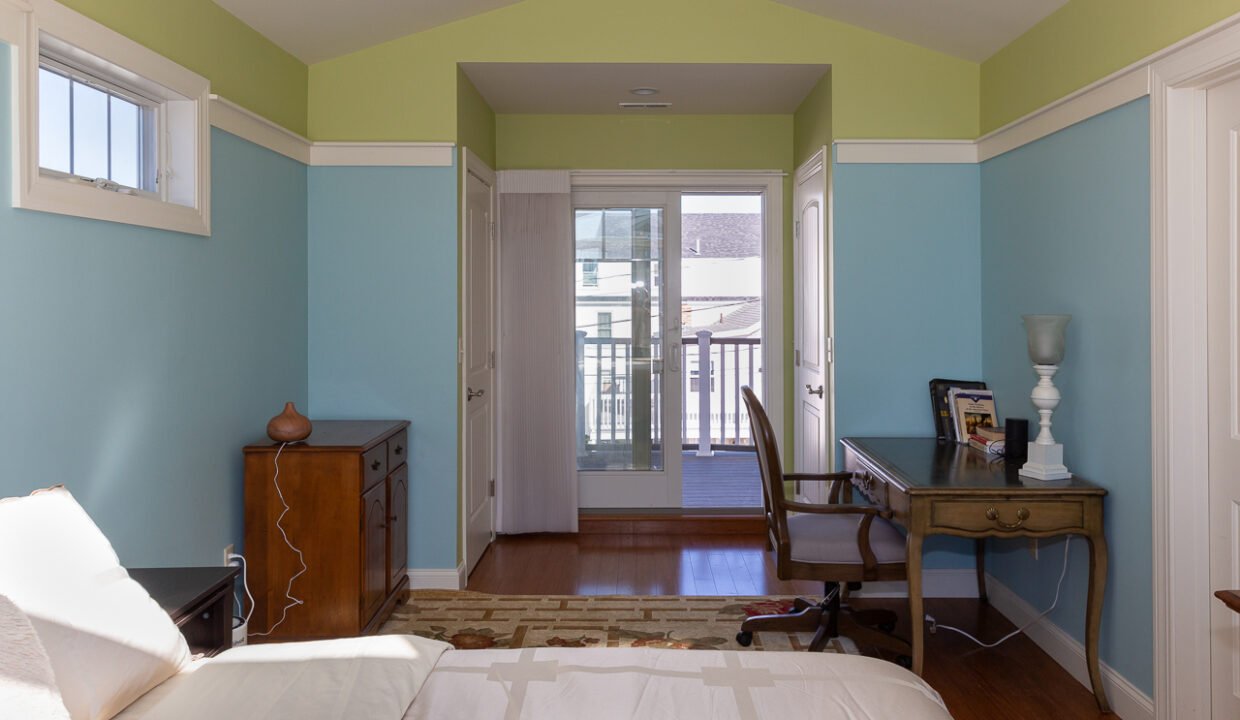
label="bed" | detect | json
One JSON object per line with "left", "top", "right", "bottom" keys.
{"left": 1, "top": 487, "right": 954, "bottom": 720}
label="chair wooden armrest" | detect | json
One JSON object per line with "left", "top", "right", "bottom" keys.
{"left": 780, "top": 500, "right": 894, "bottom": 576}
{"left": 781, "top": 500, "right": 890, "bottom": 519}
{"left": 1217, "top": 590, "right": 1240, "bottom": 614}
{"left": 784, "top": 472, "right": 854, "bottom": 503}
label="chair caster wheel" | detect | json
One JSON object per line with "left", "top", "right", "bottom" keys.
{"left": 896, "top": 655, "right": 913, "bottom": 669}
{"left": 736, "top": 631, "right": 754, "bottom": 647}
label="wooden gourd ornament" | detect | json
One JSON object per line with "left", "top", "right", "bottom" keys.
{"left": 266, "top": 402, "right": 312, "bottom": 442}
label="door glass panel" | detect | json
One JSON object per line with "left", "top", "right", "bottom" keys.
{"left": 575, "top": 208, "right": 664, "bottom": 471}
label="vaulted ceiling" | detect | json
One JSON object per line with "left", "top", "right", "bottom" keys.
{"left": 213, "top": 0, "right": 1068, "bottom": 66}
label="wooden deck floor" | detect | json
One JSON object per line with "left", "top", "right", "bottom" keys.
{"left": 681, "top": 450, "right": 762, "bottom": 508}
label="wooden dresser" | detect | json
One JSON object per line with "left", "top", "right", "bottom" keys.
{"left": 244, "top": 420, "right": 409, "bottom": 641}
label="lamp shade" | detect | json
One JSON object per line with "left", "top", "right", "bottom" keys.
{"left": 1022, "top": 314, "right": 1071, "bottom": 365}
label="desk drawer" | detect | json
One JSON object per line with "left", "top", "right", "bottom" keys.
{"left": 931, "top": 500, "right": 1084, "bottom": 533}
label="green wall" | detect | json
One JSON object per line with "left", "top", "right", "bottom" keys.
{"left": 58, "top": 0, "right": 308, "bottom": 135}
{"left": 308, "top": 0, "right": 978, "bottom": 142}
{"left": 793, "top": 72, "right": 832, "bottom": 166}
{"left": 457, "top": 68, "right": 497, "bottom": 168}
{"left": 982, "top": 0, "right": 1240, "bottom": 132}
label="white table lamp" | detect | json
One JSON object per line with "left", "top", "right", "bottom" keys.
{"left": 1019, "top": 314, "right": 1072, "bottom": 480}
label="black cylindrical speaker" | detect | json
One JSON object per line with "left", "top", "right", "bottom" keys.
{"left": 1005, "top": 418, "right": 1029, "bottom": 463}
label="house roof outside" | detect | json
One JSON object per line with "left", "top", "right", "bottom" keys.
{"left": 683, "top": 214, "right": 761, "bottom": 259}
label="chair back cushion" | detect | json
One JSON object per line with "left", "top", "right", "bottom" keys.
{"left": 0, "top": 487, "right": 191, "bottom": 719}
{"left": 0, "top": 592, "right": 71, "bottom": 719}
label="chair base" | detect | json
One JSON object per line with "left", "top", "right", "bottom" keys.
{"left": 737, "top": 583, "right": 911, "bottom": 661}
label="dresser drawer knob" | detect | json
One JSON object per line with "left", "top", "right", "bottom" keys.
{"left": 394, "top": 445, "right": 403, "bottom": 456}
{"left": 371, "top": 460, "right": 382, "bottom": 471}
{"left": 986, "top": 506, "right": 1030, "bottom": 530}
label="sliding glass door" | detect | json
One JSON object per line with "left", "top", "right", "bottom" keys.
{"left": 574, "top": 191, "right": 682, "bottom": 507}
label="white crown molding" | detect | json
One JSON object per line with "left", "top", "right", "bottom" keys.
{"left": 975, "top": 67, "right": 1150, "bottom": 162}
{"left": 209, "top": 95, "right": 310, "bottom": 164}
{"left": 407, "top": 564, "right": 466, "bottom": 591}
{"left": 310, "top": 141, "right": 454, "bottom": 167}
{"left": 987, "top": 574, "right": 1154, "bottom": 720}
{"left": 834, "top": 140, "right": 978, "bottom": 164}
{"left": 208, "top": 96, "right": 454, "bottom": 167}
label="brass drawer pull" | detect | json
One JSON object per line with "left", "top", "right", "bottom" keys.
{"left": 394, "top": 444, "right": 403, "bottom": 456}
{"left": 986, "top": 506, "right": 1030, "bottom": 530}
{"left": 371, "top": 460, "right": 382, "bottom": 471}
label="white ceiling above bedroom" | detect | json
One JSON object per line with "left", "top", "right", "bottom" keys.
{"left": 211, "top": 0, "right": 524, "bottom": 64}
{"left": 773, "top": 0, "right": 1069, "bottom": 61}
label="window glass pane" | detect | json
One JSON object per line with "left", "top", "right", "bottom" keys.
{"left": 109, "top": 96, "right": 139, "bottom": 188}
{"left": 38, "top": 69, "right": 70, "bottom": 174}
{"left": 72, "top": 81, "right": 109, "bottom": 179}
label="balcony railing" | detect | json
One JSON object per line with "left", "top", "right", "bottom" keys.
{"left": 575, "top": 330, "right": 761, "bottom": 457}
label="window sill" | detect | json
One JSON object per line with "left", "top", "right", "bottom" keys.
{"left": 15, "top": 172, "right": 210, "bottom": 236}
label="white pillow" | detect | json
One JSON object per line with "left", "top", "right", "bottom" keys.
{"left": 0, "top": 592, "right": 71, "bottom": 720}
{"left": 0, "top": 487, "right": 191, "bottom": 720}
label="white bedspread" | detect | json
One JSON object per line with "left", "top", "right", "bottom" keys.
{"left": 406, "top": 647, "right": 954, "bottom": 720}
{"left": 114, "top": 635, "right": 450, "bottom": 720}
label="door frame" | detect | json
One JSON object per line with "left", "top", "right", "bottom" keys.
{"left": 459, "top": 146, "right": 497, "bottom": 582}
{"left": 1151, "top": 22, "right": 1240, "bottom": 720}
{"left": 570, "top": 170, "right": 786, "bottom": 506}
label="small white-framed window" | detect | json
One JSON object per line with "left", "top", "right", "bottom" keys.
{"left": 8, "top": 0, "right": 211, "bottom": 235}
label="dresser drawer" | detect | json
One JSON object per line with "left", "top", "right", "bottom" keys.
{"left": 930, "top": 500, "right": 1084, "bottom": 534}
{"left": 362, "top": 445, "right": 387, "bottom": 491}
{"left": 387, "top": 429, "right": 408, "bottom": 470}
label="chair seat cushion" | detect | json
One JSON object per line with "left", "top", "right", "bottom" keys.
{"left": 787, "top": 512, "right": 906, "bottom": 565}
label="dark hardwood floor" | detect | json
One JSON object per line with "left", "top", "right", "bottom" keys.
{"left": 468, "top": 533, "right": 1115, "bottom": 720}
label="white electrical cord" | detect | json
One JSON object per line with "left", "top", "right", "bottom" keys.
{"left": 249, "top": 442, "right": 307, "bottom": 638}
{"left": 925, "top": 536, "right": 1071, "bottom": 649}
{"left": 227, "top": 552, "right": 256, "bottom": 627}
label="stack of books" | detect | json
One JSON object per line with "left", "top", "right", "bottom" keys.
{"left": 968, "top": 425, "right": 1006, "bottom": 455}
{"left": 928, "top": 378, "right": 1001, "bottom": 447}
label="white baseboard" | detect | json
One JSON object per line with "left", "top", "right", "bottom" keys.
{"left": 985, "top": 574, "right": 1153, "bottom": 720}
{"left": 407, "top": 563, "right": 467, "bottom": 591}
{"left": 851, "top": 568, "right": 980, "bottom": 598}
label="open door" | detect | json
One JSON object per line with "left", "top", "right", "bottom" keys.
{"left": 462, "top": 149, "right": 496, "bottom": 576}
{"left": 793, "top": 148, "right": 831, "bottom": 502}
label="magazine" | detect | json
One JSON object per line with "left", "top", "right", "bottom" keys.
{"left": 928, "top": 379, "right": 987, "bottom": 442}
{"left": 950, "top": 389, "right": 998, "bottom": 443}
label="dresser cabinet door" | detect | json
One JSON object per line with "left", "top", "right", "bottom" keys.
{"left": 388, "top": 466, "right": 409, "bottom": 590}
{"left": 361, "top": 482, "right": 387, "bottom": 621}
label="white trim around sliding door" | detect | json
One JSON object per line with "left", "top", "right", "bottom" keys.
{"left": 569, "top": 171, "right": 786, "bottom": 469}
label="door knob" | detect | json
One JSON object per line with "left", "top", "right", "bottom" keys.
{"left": 467, "top": 387, "right": 486, "bottom": 401}
{"left": 805, "top": 384, "right": 824, "bottom": 398}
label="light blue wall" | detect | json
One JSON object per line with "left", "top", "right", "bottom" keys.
{"left": 833, "top": 158, "right": 982, "bottom": 569}
{"left": 0, "top": 45, "right": 309, "bottom": 566}
{"left": 307, "top": 165, "right": 459, "bottom": 570}
{"left": 980, "top": 98, "right": 1152, "bottom": 693}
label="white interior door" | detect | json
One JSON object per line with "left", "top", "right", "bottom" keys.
{"left": 1207, "top": 75, "right": 1240, "bottom": 719}
{"left": 574, "top": 190, "right": 683, "bottom": 508}
{"left": 463, "top": 154, "right": 496, "bottom": 575}
{"left": 793, "top": 150, "right": 830, "bottom": 502}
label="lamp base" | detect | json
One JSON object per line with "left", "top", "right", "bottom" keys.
{"left": 1019, "top": 442, "right": 1071, "bottom": 481}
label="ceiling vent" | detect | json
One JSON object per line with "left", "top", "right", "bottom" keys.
{"left": 617, "top": 102, "right": 672, "bottom": 110}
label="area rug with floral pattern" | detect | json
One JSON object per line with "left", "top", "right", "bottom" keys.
{"left": 379, "top": 591, "right": 858, "bottom": 654}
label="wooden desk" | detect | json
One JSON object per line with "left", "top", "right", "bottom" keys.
{"left": 841, "top": 437, "right": 1110, "bottom": 713}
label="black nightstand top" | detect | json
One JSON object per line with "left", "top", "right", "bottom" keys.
{"left": 129, "top": 566, "right": 240, "bottom": 620}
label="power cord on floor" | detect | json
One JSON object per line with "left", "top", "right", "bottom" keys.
{"left": 248, "top": 441, "right": 307, "bottom": 638}
{"left": 924, "top": 536, "right": 1071, "bottom": 649}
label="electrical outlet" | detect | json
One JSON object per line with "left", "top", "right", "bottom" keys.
{"left": 223, "top": 544, "right": 234, "bottom": 566}
{"left": 1028, "top": 538, "right": 1039, "bottom": 559}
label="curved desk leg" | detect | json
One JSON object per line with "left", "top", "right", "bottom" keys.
{"left": 907, "top": 529, "right": 925, "bottom": 675}
{"left": 1085, "top": 529, "right": 1111, "bottom": 713}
